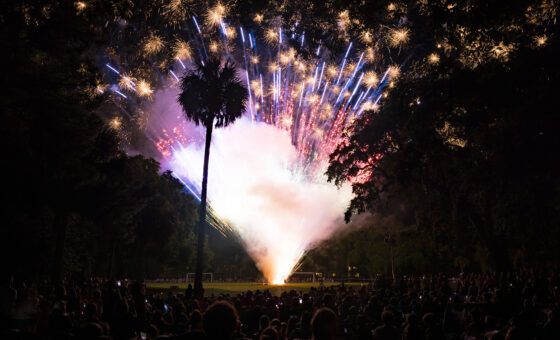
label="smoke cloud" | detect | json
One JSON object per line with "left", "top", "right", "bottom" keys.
{"left": 147, "top": 87, "right": 353, "bottom": 283}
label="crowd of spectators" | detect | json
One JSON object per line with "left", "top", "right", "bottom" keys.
{"left": 2, "top": 271, "right": 560, "bottom": 339}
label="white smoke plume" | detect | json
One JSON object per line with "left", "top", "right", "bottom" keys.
{"left": 147, "top": 87, "right": 352, "bottom": 284}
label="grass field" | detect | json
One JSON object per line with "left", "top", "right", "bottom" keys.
{"left": 146, "top": 281, "right": 364, "bottom": 295}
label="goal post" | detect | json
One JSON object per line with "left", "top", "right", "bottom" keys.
{"left": 287, "top": 272, "right": 320, "bottom": 283}
{"left": 186, "top": 273, "right": 213, "bottom": 283}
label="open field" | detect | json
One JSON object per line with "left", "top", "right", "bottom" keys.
{"left": 146, "top": 281, "right": 365, "bottom": 295}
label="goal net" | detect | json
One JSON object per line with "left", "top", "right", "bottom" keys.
{"left": 186, "top": 273, "right": 213, "bottom": 283}
{"left": 287, "top": 272, "right": 319, "bottom": 283}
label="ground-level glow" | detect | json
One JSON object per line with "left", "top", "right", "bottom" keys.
{"left": 168, "top": 118, "right": 352, "bottom": 283}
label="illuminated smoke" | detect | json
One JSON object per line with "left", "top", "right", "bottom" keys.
{"left": 145, "top": 88, "right": 351, "bottom": 284}
{"left": 102, "top": 10, "right": 401, "bottom": 283}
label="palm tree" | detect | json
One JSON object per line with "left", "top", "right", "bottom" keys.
{"left": 178, "top": 57, "right": 247, "bottom": 297}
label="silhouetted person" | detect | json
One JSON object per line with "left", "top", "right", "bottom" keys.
{"left": 311, "top": 307, "right": 337, "bottom": 340}
{"left": 280, "top": 322, "right": 288, "bottom": 339}
{"left": 185, "top": 284, "right": 194, "bottom": 299}
{"left": 147, "top": 324, "right": 159, "bottom": 339}
{"left": 541, "top": 307, "right": 560, "bottom": 340}
{"left": 287, "top": 316, "right": 298, "bottom": 338}
{"left": 260, "top": 326, "right": 279, "bottom": 340}
{"left": 48, "top": 301, "right": 72, "bottom": 339}
{"left": 422, "top": 313, "right": 444, "bottom": 340}
{"left": 372, "top": 310, "right": 399, "bottom": 340}
{"left": 259, "top": 314, "right": 271, "bottom": 332}
{"left": 203, "top": 301, "right": 238, "bottom": 339}
{"left": 189, "top": 309, "right": 203, "bottom": 331}
{"left": 78, "top": 322, "right": 104, "bottom": 339}
{"left": 403, "top": 313, "right": 424, "bottom": 340}
{"left": 82, "top": 302, "right": 109, "bottom": 335}
{"left": 271, "top": 318, "right": 281, "bottom": 330}
{"left": 290, "top": 311, "right": 312, "bottom": 339}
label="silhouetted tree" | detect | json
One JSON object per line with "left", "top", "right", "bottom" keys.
{"left": 178, "top": 57, "right": 247, "bottom": 296}
{"left": 0, "top": 1, "right": 201, "bottom": 282}
{"left": 327, "top": 1, "right": 560, "bottom": 271}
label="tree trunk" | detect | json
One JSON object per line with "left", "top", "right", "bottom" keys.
{"left": 53, "top": 214, "right": 68, "bottom": 284}
{"left": 108, "top": 242, "right": 116, "bottom": 279}
{"left": 390, "top": 245, "right": 395, "bottom": 284}
{"left": 194, "top": 122, "right": 213, "bottom": 298}
{"left": 469, "top": 215, "right": 511, "bottom": 272}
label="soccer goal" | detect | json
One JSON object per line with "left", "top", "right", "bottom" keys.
{"left": 288, "top": 272, "right": 319, "bottom": 283}
{"left": 186, "top": 273, "right": 213, "bottom": 283}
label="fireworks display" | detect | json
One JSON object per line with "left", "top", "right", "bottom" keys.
{"left": 101, "top": 3, "right": 400, "bottom": 284}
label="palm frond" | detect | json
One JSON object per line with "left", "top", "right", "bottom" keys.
{"left": 178, "top": 57, "right": 247, "bottom": 128}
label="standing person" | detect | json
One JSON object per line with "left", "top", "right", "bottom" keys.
{"left": 203, "top": 301, "right": 239, "bottom": 339}
{"left": 311, "top": 307, "right": 337, "bottom": 340}
{"left": 372, "top": 310, "right": 399, "bottom": 340}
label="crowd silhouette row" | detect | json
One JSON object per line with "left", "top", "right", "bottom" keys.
{"left": 2, "top": 272, "right": 560, "bottom": 339}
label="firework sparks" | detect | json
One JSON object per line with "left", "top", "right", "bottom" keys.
{"left": 427, "top": 52, "right": 440, "bottom": 64}
{"left": 169, "top": 119, "right": 352, "bottom": 285}
{"left": 326, "top": 65, "right": 338, "bottom": 78}
{"left": 209, "top": 41, "right": 220, "bottom": 53}
{"left": 365, "top": 47, "right": 376, "bottom": 62}
{"left": 119, "top": 74, "right": 136, "bottom": 91}
{"left": 174, "top": 40, "right": 192, "bottom": 61}
{"left": 268, "top": 62, "right": 279, "bottom": 73}
{"left": 360, "top": 30, "right": 374, "bottom": 44}
{"left": 104, "top": 11, "right": 398, "bottom": 284}
{"left": 75, "top": 1, "right": 87, "bottom": 13}
{"left": 143, "top": 34, "right": 165, "bottom": 55}
{"left": 388, "top": 27, "right": 410, "bottom": 47}
{"left": 95, "top": 83, "right": 108, "bottom": 95}
{"left": 388, "top": 65, "right": 400, "bottom": 79}
{"left": 225, "top": 26, "right": 237, "bottom": 39}
{"left": 534, "top": 35, "right": 548, "bottom": 47}
{"left": 361, "top": 100, "right": 379, "bottom": 112}
{"left": 490, "top": 42, "right": 515, "bottom": 61}
{"left": 163, "top": 0, "right": 188, "bottom": 26}
{"left": 253, "top": 13, "right": 264, "bottom": 24}
{"left": 265, "top": 28, "right": 279, "bottom": 44}
{"left": 109, "top": 116, "right": 122, "bottom": 130}
{"left": 137, "top": 80, "right": 153, "bottom": 97}
{"left": 206, "top": 2, "right": 226, "bottom": 27}
{"left": 364, "top": 71, "right": 379, "bottom": 87}
{"left": 338, "top": 10, "right": 350, "bottom": 32}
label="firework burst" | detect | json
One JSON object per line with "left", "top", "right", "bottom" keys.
{"left": 388, "top": 27, "right": 410, "bottom": 47}
{"left": 103, "top": 9, "right": 401, "bottom": 284}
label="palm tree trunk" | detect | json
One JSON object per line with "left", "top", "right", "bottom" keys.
{"left": 194, "top": 122, "right": 213, "bottom": 298}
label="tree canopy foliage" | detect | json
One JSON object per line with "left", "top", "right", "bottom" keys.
{"left": 326, "top": 0, "right": 560, "bottom": 271}
{"left": 0, "top": 1, "right": 203, "bottom": 281}
{"left": 1, "top": 0, "right": 559, "bottom": 281}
